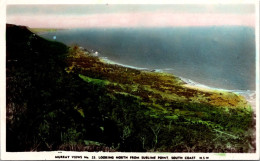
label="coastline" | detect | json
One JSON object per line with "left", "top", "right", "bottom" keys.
{"left": 98, "top": 53, "right": 256, "bottom": 111}
{"left": 100, "top": 56, "right": 149, "bottom": 71}
{"left": 180, "top": 77, "right": 256, "bottom": 111}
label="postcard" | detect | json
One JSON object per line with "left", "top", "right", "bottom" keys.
{"left": 1, "top": 0, "right": 259, "bottom": 160}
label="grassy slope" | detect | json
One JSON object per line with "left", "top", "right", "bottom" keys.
{"left": 6, "top": 24, "right": 254, "bottom": 152}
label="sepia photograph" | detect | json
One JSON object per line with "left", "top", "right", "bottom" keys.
{"left": 1, "top": 0, "right": 259, "bottom": 160}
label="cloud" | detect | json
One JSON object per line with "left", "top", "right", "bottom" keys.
{"left": 7, "top": 4, "right": 255, "bottom": 15}
{"left": 7, "top": 12, "right": 255, "bottom": 28}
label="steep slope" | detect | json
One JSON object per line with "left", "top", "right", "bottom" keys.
{"left": 6, "top": 24, "right": 254, "bottom": 152}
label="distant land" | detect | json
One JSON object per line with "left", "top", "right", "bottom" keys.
{"left": 6, "top": 24, "right": 255, "bottom": 152}
{"left": 29, "top": 28, "right": 64, "bottom": 34}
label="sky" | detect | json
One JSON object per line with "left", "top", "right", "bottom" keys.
{"left": 6, "top": 4, "right": 255, "bottom": 28}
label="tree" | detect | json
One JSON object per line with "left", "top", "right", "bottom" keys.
{"left": 151, "top": 125, "right": 161, "bottom": 151}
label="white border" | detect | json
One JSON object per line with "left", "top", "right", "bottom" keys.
{"left": 0, "top": 0, "right": 7, "bottom": 159}
{"left": 255, "top": 0, "right": 260, "bottom": 159}
{"left": 1, "top": 0, "right": 259, "bottom": 160}
{"left": 5, "top": 0, "right": 258, "bottom": 5}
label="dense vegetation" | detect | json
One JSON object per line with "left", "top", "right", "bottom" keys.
{"left": 6, "top": 24, "right": 255, "bottom": 152}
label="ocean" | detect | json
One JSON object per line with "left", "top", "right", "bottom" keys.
{"left": 40, "top": 27, "right": 256, "bottom": 91}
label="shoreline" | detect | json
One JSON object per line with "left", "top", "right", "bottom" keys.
{"left": 179, "top": 77, "right": 256, "bottom": 111}
{"left": 86, "top": 49, "right": 256, "bottom": 111}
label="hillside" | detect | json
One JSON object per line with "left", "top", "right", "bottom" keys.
{"left": 6, "top": 24, "right": 254, "bottom": 152}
